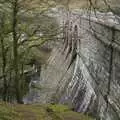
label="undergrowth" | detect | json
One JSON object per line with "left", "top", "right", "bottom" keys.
{"left": 0, "top": 102, "right": 94, "bottom": 120}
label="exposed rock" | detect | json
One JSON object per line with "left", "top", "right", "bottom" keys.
{"left": 25, "top": 10, "right": 120, "bottom": 120}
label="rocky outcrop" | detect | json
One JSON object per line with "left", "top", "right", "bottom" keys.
{"left": 57, "top": 12, "right": 120, "bottom": 120}
{"left": 26, "top": 11, "right": 120, "bottom": 120}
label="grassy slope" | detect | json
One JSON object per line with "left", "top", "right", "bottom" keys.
{"left": 0, "top": 102, "right": 93, "bottom": 120}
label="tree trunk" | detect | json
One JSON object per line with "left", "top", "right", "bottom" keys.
{"left": 0, "top": 17, "right": 7, "bottom": 101}
{"left": 12, "top": 0, "right": 23, "bottom": 104}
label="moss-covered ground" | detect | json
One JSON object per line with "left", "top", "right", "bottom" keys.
{"left": 0, "top": 102, "right": 94, "bottom": 120}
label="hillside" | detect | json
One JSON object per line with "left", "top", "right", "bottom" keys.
{"left": 0, "top": 103, "right": 93, "bottom": 120}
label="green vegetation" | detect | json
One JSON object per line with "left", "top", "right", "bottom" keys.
{"left": 0, "top": 0, "right": 59, "bottom": 103}
{"left": 0, "top": 102, "right": 94, "bottom": 120}
{"left": 0, "top": 102, "right": 21, "bottom": 120}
